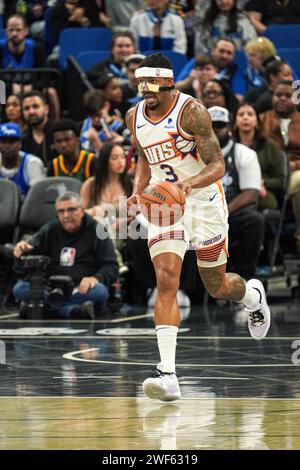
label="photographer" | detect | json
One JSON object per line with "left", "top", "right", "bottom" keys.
{"left": 13, "top": 191, "right": 118, "bottom": 319}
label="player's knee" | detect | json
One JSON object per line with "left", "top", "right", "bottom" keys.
{"left": 156, "top": 267, "right": 179, "bottom": 293}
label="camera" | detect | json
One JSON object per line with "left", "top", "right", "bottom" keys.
{"left": 48, "top": 275, "right": 74, "bottom": 307}
{"left": 14, "top": 254, "right": 74, "bottom": 319}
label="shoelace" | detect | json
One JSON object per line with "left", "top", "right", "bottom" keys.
{"left": 249, "top": 309, "right": 265, "bottom": 327}
{"left": 152, "top": 369, "right": 175, "bottom": 378}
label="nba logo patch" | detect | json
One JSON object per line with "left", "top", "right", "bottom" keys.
{"left": 60, "top": 247, "right": 76, "bottom": 266}
{"left": 156, "top": 68, "right": 160, "bottom": 77}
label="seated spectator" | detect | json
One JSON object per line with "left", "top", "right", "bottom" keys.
{"left": 232, "top": 102, "right": 285, "bottom": 210}
{"left": 170, "top": 0, "right": 196, "bottom": 58}
{"left": 0, "top": 14, "right": 44, "bottom": 93}
{"left": 48, "top": 119, "right": 96, "bottom": 182}
{"left": 95, "top": 72, "right": 129, "bottom": 120}
{"left": 105, "top": 0, "right": 143, "bottom": 31}
{"left": 246, "top": 57, "right": 293, "bottom": 113}
{"left": 194, "top": 0, "right": 257, "bottom": 54}
{"left": 202, "top": 79, "right": 239, "bottom": 115}
{"left": 177, "top": 37, "right": 246, "bottom": 97}
{"left": 208, "top": 106, "right": 264, "bottom": 279}
{"left": 80, "top": 89, "right": 129, "bottom": 153}
{"left": 244, "top": 0, "right": 300, "bottom": 34}
{"left": 121, "top": 54, "right": 145, "bottom": 113}
{"left": 26, "top": 0, "right": 47, "bottom": 42}
{"left": 87, "top": 31, "right": 136, "bottom": 87}
{"left": 243, "top": 37, "right": 276, "bottom": 92}
{"left": 0, "top": 122, "right": 45, "bottom": 197}
{"left": 176, "top": 54, "right": 218, "bottom": 99}
{"left": 0, "top": 14, "right": 60, "bottom": 119}
{"left": 4, "top": 93, "right": 25, "bottom": 131}
{"left": 260, "top": 80, "right": 300, "bottom": 252}
{"left": 21, "top": 90, "right": 55, "bottom": 164}
{"left": 80, "top": 142, "right": 132, "bottom": 215}
{"left": 80, "top": 142, "right": 132, "bottom": 272}
{"left": 13, "top": 191, "right": 118, "bottom": 319}
{"left": 129, "top": 0, "right": 187, "bottom": 54}
{"left": 51, "top": 0, "right": 93, "bottom": 47}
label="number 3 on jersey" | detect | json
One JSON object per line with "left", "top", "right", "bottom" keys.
{"left": 160, "top": 164, "right": 178, "bottom": 183}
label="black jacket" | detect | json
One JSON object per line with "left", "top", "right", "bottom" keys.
{"left": 29, "top": 214, "right": 118, "bottom": 286}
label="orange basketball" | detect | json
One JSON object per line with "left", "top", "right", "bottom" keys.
{"left": 140, "top": 181, "right": 185, "bottom": 226}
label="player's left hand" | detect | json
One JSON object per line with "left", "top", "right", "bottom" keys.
{"left": 175, "top": 181, "right": 192, "bottom": 198}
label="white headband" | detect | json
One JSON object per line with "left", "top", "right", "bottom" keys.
{"left": 135, "top": 67, "right": 174, "bottom": 79}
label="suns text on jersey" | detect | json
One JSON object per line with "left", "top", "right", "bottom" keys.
{"left": 143, "top": 139, "right": 181, "bottom": 164}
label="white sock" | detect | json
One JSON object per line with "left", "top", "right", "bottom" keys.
{"left": 156, "top": 325, "right": 178, "bottom": 373}
{"left": 241, "top": 282, "right": 260, "bottom": 309}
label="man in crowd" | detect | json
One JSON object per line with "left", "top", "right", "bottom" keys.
{"left": 0, "top": 122, "right": 45, "bottom": 197}
{"left": 13, "top": 191, "right": 118, "bottom": 319}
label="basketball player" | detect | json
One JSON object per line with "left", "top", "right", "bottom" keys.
{"left": 126, "top": 53, "right": 271, "bottom": 402}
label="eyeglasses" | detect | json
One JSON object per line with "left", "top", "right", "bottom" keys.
{"left": 56, "top": 207, "right": 80, "bottom": 215}
{"left": 202, "top": 90, "right": 223, "bottom": 98}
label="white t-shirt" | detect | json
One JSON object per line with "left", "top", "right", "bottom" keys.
{"left": 221, "top": 139, "right": 261, "bottom": 191}
{"left": 280, "top": 118, "right": 291, "bottom": 147}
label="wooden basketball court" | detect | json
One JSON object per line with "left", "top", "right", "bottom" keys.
{"left": 0, "top": 300, "right": 299, "bottom": 450}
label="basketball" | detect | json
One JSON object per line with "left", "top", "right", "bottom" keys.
{"left": 174, "top": 135, "right": 196, "bottom": 154}
{"left": 140, "top": 181, "right": 185, "bottom": 226}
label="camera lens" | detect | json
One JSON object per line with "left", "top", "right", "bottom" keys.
{"left": 48, "top": 288, "right": 64, "bottom": 307}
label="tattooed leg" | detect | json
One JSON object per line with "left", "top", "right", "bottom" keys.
{"left": 199, "top": 263, "right": 246, "bottom": 302}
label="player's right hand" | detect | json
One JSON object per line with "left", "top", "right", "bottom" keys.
{"left": 13, "top": 241, "right": 34, "bottom": 258}
{"left": 127, "top": 194, "right": 141, "bottom": 216}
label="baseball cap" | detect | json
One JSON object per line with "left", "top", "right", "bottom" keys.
{"left": 207, "top": 106, "right": 230, "bottom": 124}
{"left": 0, "top": 123, "right": 21, "bottom": 139}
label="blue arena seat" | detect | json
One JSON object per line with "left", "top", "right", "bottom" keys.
{"left": 0, "top": 28, "right": 6, "bottom": 40}
{"left": 59, "top": 27, "right": 113, "bottom": 69}
{"left": 277, "top": 48, "right": 300, "bottom": 77}
{"left": 264, "top": 25, "right": 300, "bottom": 49}
{"left": 142, "top": 50, "right": 187, "bottom": 80}
{"left": 76, "top": 50, "right": 110, "bottom": 71}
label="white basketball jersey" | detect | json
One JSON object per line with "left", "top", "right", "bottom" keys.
{"left": 134, "top": 90, "right": 222, "bottom": 203}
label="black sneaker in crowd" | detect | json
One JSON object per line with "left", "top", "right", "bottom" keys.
{"left": 69, "top": 301, "right": 95, "bottom": 320}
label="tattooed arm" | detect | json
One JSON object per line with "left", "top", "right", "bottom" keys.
{"left": 125, "top": 108, "right": 151, "bottom": 198}
{"left": 180, "top": 100, "right": 225, "bottom": 189}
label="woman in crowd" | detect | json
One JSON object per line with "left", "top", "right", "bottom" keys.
{"left": 4, "top": 94, "right": 25, "bottom": 131}
{"left": 232, "top": 102, "right": 285, "bottom": 210}
{"left": 80, "top": 142, "right": 132, "bottom": 271}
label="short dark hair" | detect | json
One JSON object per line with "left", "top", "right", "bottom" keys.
{"left": 83, "top": 89, "right": 105, "bottom": 115}
{"left": 22, "top": 90, "right": 47, "bottom": 105}
{"left": 214, "top": 37, "right": 237, "bottom": 50}
{"left": 7, "top": 13, "right": 27, "bottom": 27}
{"left": 195, "top": 54, "right": 217, "bottom": 69}
{"left": 95, "top": 73, "right": 115, "bottom": 90}
{"left": 111, "top": 31, "right": 136, "bottom": 49}
{"left": 138, "top": 53, "right": 173, "bottom": 71}
{"left": 52, "top": 119, "right": 80, "bottom": 137}
{"left": 274, "top": 80, "right": 293, "bottom": 90}
{"left": 265, "top": 57, "right": 288, "bottom": 82}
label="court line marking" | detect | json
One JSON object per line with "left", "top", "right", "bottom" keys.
{"left": 1, "top": 396, "right": 300, "bottom": 401}
{"left": 63, "top": 348, "right": 299, "bottom": 367}
{"left": 0, "top": 335, "right": 299, "bottom": 340}
{"left": 0, "top": 312, "right": 152, "bottom": 323}
{"left": 53, "top": 376, "right": 122, "bottom": 379}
